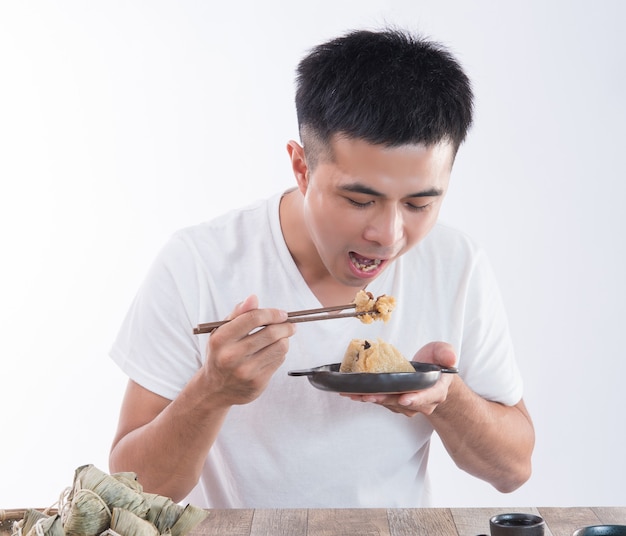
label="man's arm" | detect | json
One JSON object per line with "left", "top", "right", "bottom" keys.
{"left": 109, "top": 377, "right": 228, "bottom": 502}
{"left": 109, "top": 295, "right": 296, "bottom": 502}
{"left": 427, "top": 380, "right": 534, "bottom": 492}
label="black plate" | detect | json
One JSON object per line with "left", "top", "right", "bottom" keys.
{"left": 573, "top": 526, "right": 626, "bottom": 536}
{"left": 287, "top": 362, "right": 458, "bottom": 394}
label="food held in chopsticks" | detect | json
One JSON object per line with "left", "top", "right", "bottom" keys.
{"left": 193, "top": 290, "right": 396, "bottom": 334}
{"left": 353, "top": 289, "right": 396, "bottom": 324}
{"left": 340, "top": 338, "right": 415, "bottom": 373}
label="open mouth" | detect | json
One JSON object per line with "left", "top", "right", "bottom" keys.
{"left": 349, "top": 252, "right": 384, "bottom": 273}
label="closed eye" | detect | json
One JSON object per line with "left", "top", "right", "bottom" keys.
{"left": 405, "top": 202, "right": 432, "bottom": 212}
{"left": 346, "top": 197, "right": 373, "bottom": 208}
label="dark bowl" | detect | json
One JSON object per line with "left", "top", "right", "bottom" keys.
{"left": 287, "top": 362, "right": 458, "bottom": 394}
{"left": 489, "top": 513, "right": 545, "bottom": 536}
{"left": 572, "top": 526, "right": 626, "bottom": 536}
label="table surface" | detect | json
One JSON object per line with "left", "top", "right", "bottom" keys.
{"left": 187, "top": 507, "right": 626, "bottom": 536}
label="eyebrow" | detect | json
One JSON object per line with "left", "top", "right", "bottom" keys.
{"left": 339, "top": 183, "right": 444, "bottom": 198}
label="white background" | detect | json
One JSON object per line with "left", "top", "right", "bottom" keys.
{"left": 1, "top": 1, "right": 625, "bottom": 509}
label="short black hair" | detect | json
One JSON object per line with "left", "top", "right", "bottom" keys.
{"left": 295, "top": 29, "right": 473, "bottom": 165}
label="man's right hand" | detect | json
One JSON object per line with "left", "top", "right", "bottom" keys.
{"left": 201, "top": 294, "right": 297, "bottom": 406}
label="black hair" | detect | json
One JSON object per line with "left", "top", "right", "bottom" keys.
{"left": 295, "top": 29, "right": 473, "bottom": 164}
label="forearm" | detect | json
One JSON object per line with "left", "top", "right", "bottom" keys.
{"left": 109, "top": 372, "right": 230, "bottom": 502}
{"left": 110, "top": 297, "right": 294, "bottom": 502}
{"left": 427, "top": 376, "right": 535, "bottom": 492}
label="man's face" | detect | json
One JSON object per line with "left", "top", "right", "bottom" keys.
{"left": 295, "top": 136, "right": 455, "bottom": 288}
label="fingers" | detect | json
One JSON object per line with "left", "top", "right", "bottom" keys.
{"left": 412, "top": 341, "right": 457, "bottom": 368}
{"left": 342, "top": 385, "right": 451, "bottom": 418}
{"left": 341, "top": 341, "right": 458, "bottom": 417}
{"left": 202, "top": 297, "right": 297, "bottom": 405}
{"left": 218, "top": 295, "right": 289, "bottom": 340}
{"left": 222, "top": 322, "right": 295, "bottom": 370}
{"left": 234, "top": 294, "right": 259, "bottom": 315}
{"left": 208, "top": 305, "right": 295, "bottom": 367}
{"left": 395, "top": 382, "right": 449, "bottom": 412}
{"left": 224, "top": 294, "right": 259, "bottom": 321}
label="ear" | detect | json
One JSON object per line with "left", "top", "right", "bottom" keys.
{"left": 286, "top": 140, "right": 309, "bottom": 195}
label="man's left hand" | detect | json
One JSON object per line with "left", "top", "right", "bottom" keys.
{"left": 341, "top": 341, "right": 457, "bottom": 417}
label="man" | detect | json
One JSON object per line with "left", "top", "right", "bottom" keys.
{"left": 109, "top": 28, "right": 534, "bottom": 508}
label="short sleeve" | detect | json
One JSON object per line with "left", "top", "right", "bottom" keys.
{"left": 457, "top": 250, "right": 523, "bottom": 406}
{"left": 109, "top": 234, "right": 204, "bottom": 400}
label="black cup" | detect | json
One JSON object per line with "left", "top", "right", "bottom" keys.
{"left": 490, "top": 513, "right": 545, "bottom": 536}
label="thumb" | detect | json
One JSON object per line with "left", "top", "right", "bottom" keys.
{"left": 412, "top": 341, "right": 457, "bottom": 368}
{"left": 226, "top": 294, "right": 259, "bottom": 320}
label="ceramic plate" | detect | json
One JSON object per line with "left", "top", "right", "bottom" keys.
{"left": 287, "top": 362, "right": 458, "bottom": 394}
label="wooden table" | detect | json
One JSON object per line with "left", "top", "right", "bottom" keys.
{"left": 188, "top": 507, "right": 626, "bottom": 536}
{"left": 2, "top": 506, "right": 624, "bottom": 536}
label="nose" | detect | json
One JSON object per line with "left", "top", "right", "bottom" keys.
{"left": 363, "top": 204, "right": 404, "bottom": 248}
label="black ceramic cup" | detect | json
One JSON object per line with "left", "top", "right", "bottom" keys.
{"left": 489, "top": 513, "right": 545, "bottom": 536}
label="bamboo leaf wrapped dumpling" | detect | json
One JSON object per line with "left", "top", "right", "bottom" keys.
{"left": 142, "top": 493, "right": 181, "bottom": 532}
{"left": 112, "top": 472, "right": 143, "bottom": 493}
{"left": 63, "top": 489, "right": 111, "bottom": 536}
{"left": 72, "top": 465, "right": 149, "bottom": 519}
{"left": 24, "top": 514, "right": 64, "bottom": 536}
{"left": 169, "top": 504, "right": 209, "bottom": 536}
{"left": 14, "top": 464, "right": 206, "bottom": 536}
{"left": 110, "top": 508, "right": 159, "bottom": 536}
{"left": 141, "top": 494, "right": 208, "bottom": 535}
{"left": 18, "top": 509, "right": 49, "bottom": 536}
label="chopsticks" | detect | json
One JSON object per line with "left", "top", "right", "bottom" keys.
{"left": 193, "top": 303, "right": 365, "bottom": 334}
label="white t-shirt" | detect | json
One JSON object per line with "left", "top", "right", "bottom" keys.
{"left": 110, "top": 192, "right": 522, "bottom": 508}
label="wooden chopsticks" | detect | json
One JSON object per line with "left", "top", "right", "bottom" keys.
{"left": 193, "top": 303, "right": 365, "bottom": 334}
